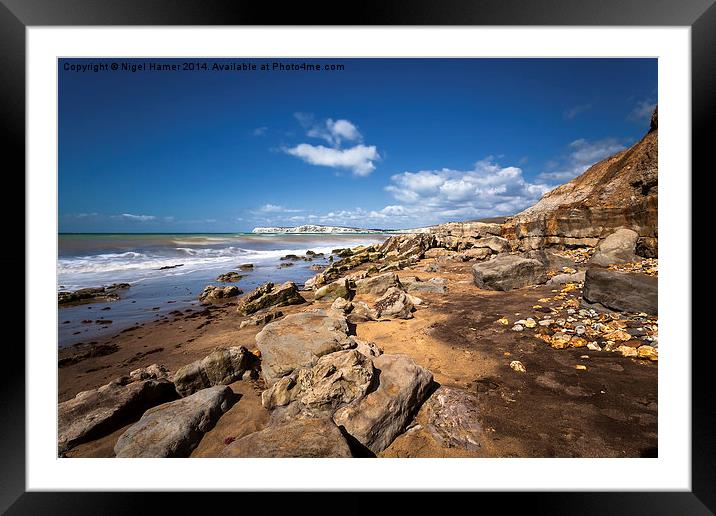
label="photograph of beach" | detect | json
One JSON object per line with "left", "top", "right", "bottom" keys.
{"left": 58, "top": 58, "right": 658, "bottom": 458}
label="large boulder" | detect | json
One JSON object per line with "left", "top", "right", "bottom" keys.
{"left": 332, "top": 354, "right": 433, "bottom": 454}
{"left": 314, "top": 278, "right": 353, "bottom": 301}
{"left": 424, "top": 386, "right": 483, "bottom": 451}
{"left": 589, "top": 228, "right": 639, "bottom": 266}
{"left": 373, "top": 287, "right": 415, "bottom": 319}
{"left": 256, "top": 310, "right": 354, "bottom": 385}
{"left": 236, "top": 281, "right": 305, "bottom": 316}
{"left": 172, "top": 346, "right": 257, "bottom": 397}
{"left": 58, "top": 374, "right": 178, "bottom": 454}
{"left": 261, "top": 349, "right": 374, "bottom": 415}
{"left": 114, "top": 385, "right": 234, "bottom": 458}
{"left": 472, "top": 255, "right": 548, "bottom": 290}
{"left": 199, "top": 285, "right": 241, "bottom": 305}
{"left": 582, "top": 267, "right": 657, "bottom": 315}
{"left": 354, "top": 272, "right": 401, "bottom": 296}
{"left": 220, "top": 417, "right": 352, "bottom": 458}
{"left": 472, "top": 236, "right": 509, "bottom": 253}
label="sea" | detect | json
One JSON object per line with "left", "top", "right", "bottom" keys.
{"left": 57, "top": 233, "right": 391, "bottom": 347}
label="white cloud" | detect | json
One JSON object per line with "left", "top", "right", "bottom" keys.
{"left": 537, "top": 137, "right": 627, "bottom": 182}
{"left": 628, "top": 99, "right": 656, "bottom": 125}
{"left": 114, "top": 213, "right": 157, "bottom": 222}
{"left": 285, "top": 143, "right": 380, "bottom": 176}
{"left": 253, "top": 126, "right": 268, "bottom": 136}
{"left": 383, "top": 158, "right": 551, "bottom": 223}
{"left": 564, "top": 103, "right": 592, "bottom": 120}
{"left": 295, "top": 113, "right": 362, "bottom": 146}
{"left": 257, "top": 203, "right": 303, "bottom": 213}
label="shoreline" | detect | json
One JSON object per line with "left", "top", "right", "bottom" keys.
{"left": 59, "top": 248, "right": 658, "bottom": 458}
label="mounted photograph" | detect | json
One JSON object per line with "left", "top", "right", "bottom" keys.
{"left": 57, "top": 57, "right": 658, "bottom": 459}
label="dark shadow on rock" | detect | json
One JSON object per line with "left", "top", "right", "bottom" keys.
{"left": 337, "top": 425, "right": 376, "bottom": 458}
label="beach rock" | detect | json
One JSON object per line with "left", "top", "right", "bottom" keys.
{"left": 333, "top": 353, "right": 433, "bottom": 454}
{"left": 472, "top": 255, "right": 548, "bottom": 291}
{"left": 236, "top": 281, "right": 305, "bottom": 316}
{"left": 256, "top": 310, "right": 354, "bottom": 385}
{"left": 172, "top": 346, "right": 258, "bottom": 397}
{"left": 472, "top": 236, "right": 510, "bottom": 253}
{"left": 589, "top": 228, "right": 639, "bottom": 266}
{"left": 547, "top": 271, "right": 586, "bottom": 285}
{"left": 400, "top": 276, "right": 447, "bottom": 294}
{"left": 261, "top": 350, "right": 374, "bottom": 415}
{"left": 346, "top": 301, "right": 380, "bottom": 323}
{"left": 129, "top": 364, "right": 168, "bottom": 382}
{"left": 238, "top": 310, "right": 283, "bottom": 329}
{"left": 237, "top": 263, "right": 254, "bottom": 270}
{"left": 58, "top": 376, "right": 178, "bottom": 454}
{"left": 521, "top": 250, "right": 576, "bottom": 271}
{"left": 280, "top": 254, "right": 303, "bottom": 261}
{"left": 216, "top": 272, "right": 243, "bottom": 282}
{"left": 457, "top": 248, "right": 492, "bottom": 262}
{"left": 354, "top": 272, "right": 401, "bottom": 296}
{"left": 636, "top": 236, "right": 658, "bottom": 258}
{"left": 373, "top": 287, "right": 415, "bottom": 319}
{"left": 114, "top": 385, "right": 234, "bottom": 458}
{"left": 354, "top": 339, "right": 383, "bottom": 357}
{"left": 582, "top": 267, "right": 657, "bottom": 315}
{"left": 424, "top": 386, "right": 483, "bottom": 450}
{"left": 330, "top": 297, "right": 352, "bottom": 313}
{"left": 637, "top": 345, "right": 658, "bottom": 361}
{"left": 314, "top": 278, "right": 353, "bottom": 301}
{"left": 220, "top": 417, "right": 352, "bottom": 458}
{"left": 199, "top": 285, "right": 241, "bottom": 305}
{"left": 58, "top": 283, "right": 131, "bottom": 306}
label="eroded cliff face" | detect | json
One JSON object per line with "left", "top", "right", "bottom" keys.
{"left": 502, "top": 107, "right": 658, "bottom": 252}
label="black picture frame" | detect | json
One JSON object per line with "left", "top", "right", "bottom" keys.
{"left": 1, "top": 0, "right": 708, "bottom": 513}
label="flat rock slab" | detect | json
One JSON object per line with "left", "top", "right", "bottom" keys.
{"left": 58, "top": 377, "right": 178, "bottom": 454}
{"left": 473, "top": 255, "right": 547, "bottom": 291}
{"left": 173, "top": 346, "right": 257, "bottom": 397}
{"left": 582, "top": 267, "right": 657, "bottom": 315}
{"left": 256, "top": 310, "right": 354, "bottom": 385}
{"left": 220, "top": 417, "right": 352, "bottom": 458}
{"left": 114, "top": 385, "right": 234, "bottom": 458}
{"left": 333, "top": 353, "right": 433, "bottom": 454}
{"left": 425, "top": 386, "right": 483, "bottom": 451}
{"left": 400, "top": 276, "right": 447, "bottom": 294}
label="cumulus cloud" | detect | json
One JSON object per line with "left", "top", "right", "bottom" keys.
{"left": 537, "top": 138, "right": 627, "bottom": 182}
{"left": 285, "top": 143, "right": 380, "bottom": 176}
{"left": 383, "top": 158, "right": 552, "bottom": 222}
{"left": 286, "top": 114, "right": 379, "bottom": 176}
{"left": 628, "top": 99, "right": 656, "bottom": 125}
{"left": 564, "top": 103, "right": 592, "bottom": 120}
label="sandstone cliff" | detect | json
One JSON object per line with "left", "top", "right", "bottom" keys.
{"left": 502, "top": 107, "right": 658, "bottom": 252}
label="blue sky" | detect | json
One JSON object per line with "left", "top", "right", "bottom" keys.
{"left": 59, "top": 58, "right": 657, "bottom": 232}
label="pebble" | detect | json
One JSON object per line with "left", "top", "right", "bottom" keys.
{"left": 587, "top": 342, "right": 602, "bottom": 351}
{"left": 575, "top": 365, "right": 587, "bottom": 371}
{"left": 509, "top": 360, "right": 526, "bottom": 373}
{"left": 496, "top": 318, "right": 509, "bottom": 325}
{"left": 575, "top": 325, "right": 586, "bottom": 335}
{"left": 539, "top": 319, "right": 554, "bottom": 327}
{"left": 512, "top": 324, "right": 524, "bottom": 332}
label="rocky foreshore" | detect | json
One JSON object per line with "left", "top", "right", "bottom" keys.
{"left": 58, "top": 107, "right": 659, "bottom": 459}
